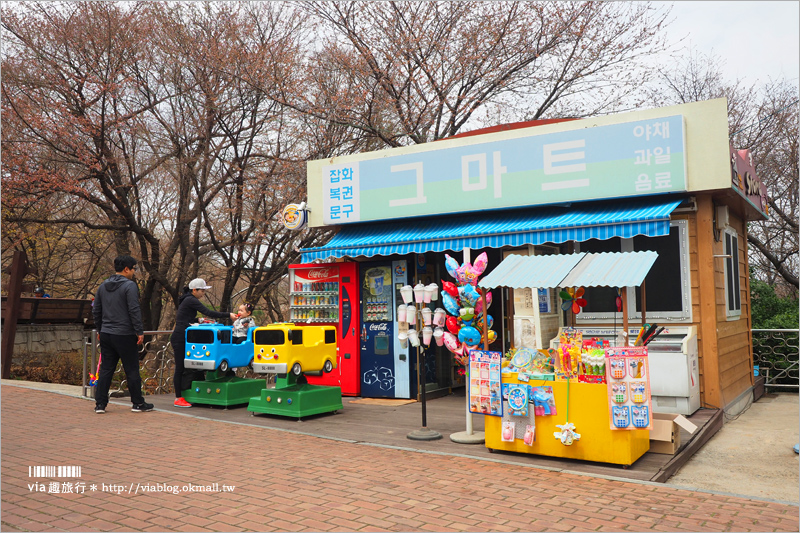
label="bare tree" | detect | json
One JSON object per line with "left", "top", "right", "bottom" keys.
{"left": 291, "top": 1, "right": 671, "bottom": 146}
{"left": 641, "top": 48, "right": 798, "bottom": 294}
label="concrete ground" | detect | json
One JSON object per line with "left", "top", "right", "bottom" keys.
{"left": 667, "top": 392, "right": 800, "bottom": 503}
{"left": 1, "top": 383, "right": 798, "bottom": 533}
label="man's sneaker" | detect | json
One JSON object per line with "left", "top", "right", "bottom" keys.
{"left": 94, "top": 405, "right": 106, "bottom": 414}
{"left": 174, "top": 397, "right": 192, "bottom": 408}
{"left": 131, "top": 402, "right": 154, "bottom": 412}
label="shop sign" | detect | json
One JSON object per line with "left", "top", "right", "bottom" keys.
{"left": 730, "top": 146, "right": 768, "bottom": 217}
{"left": 281, "top": 203, "right": 308, "bottom": 230}
{"left": 321, "top": 115, "right": 687, "bottom": 225}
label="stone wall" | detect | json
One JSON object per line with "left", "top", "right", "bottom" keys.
{"left": 12, "top": 324, "right": 88, "bottom": 356}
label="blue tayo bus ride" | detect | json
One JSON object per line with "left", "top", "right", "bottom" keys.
{"left": 184, "top": 323, "right": 254, "bottom": 372}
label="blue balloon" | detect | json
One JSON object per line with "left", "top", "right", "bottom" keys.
{"left": 458, "top": 326, "right": 482, "bottom": 345}
{"left": 458, "top": 284, "right": 479, "bottom": 307}
{"left": 442, "top": 292, "right": 460, "bottom": 316}
{"left": 475, "top": 314, "right": 494, "bottom": 330}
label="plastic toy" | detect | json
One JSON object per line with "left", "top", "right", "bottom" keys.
{"left": 184, "top": 323, "right": 254, "bottom": 372}
{"left": 612, "top": 405, "right": 631, "bottom": 428}
{"left": 554, "top": 422, "right": 581, "bottom": 446}
{"left": 501, "top": 421, "right": 515, "bottom": 442}
{"left": 559, "top": 287, "right": 587, "bottom": 314}
{"left": 631, "top": 406, "right": 650, "bottom": 428}
{"left": 89, "top": 355, "right": 101, "bottom": 386}
{"left": 251, "top": 323, "right": 336, "bottom": 376}
{"left": 630, "top": 382, "right": 647, "bottom": 403}
{"left": 248, "top": 323, "right": 342, "bottom": 418}
{"left": 507, "top": 384, "right": 529, "bottom": 416}
{"left": 611, "top": 383, "right": 627, "bottom": 403}
{"left": 609, "top": 358, "right": 626, "bottom": 380}
{"left": 532, "top": 386, "right": 557, "bottom": 416}
{"left": 181, "top": 323, "right": 265, "bottom": 407}
{"left": 523, "top": 425, "right": 535, "bottom": 446}
{"left": 507, "top": 347, "right": 534, "bottom": 373}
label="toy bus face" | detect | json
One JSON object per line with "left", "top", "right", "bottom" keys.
{"left": 252, "top": 323, "right": 337, "bottom": 375}
{"left": 184, "top": 324, "right": 254, "bottom": 371}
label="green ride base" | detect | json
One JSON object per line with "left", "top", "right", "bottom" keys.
{"left": 182, "top": 370, "right": 267, "bottom": 407}
{"left": 247, "top": 373, "right": 342, "bottom": 419}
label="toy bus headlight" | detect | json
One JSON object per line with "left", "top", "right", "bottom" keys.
{"left": 186, "top": 351, "right": 190, "bottom": 356}
{"left": 206, "top": 351, "right": 210, "bottom": 356}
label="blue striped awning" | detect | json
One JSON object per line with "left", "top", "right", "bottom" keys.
{"left": 300, "top": 197, "right": 682, "bottom": 262}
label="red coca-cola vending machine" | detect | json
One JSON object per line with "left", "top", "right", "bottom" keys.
{"left": 287, "top": 262, "right": 361, "bottom": 396}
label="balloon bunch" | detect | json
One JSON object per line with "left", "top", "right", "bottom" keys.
{"left": 440, "top": 252, "right": 497, "bottom": 365}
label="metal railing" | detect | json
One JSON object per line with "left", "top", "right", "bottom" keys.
{"left": 82, "top": 330, "right": 271, "bottom": 398}
{"left": 752, "top": 329, "right": 799, "bottom": 390}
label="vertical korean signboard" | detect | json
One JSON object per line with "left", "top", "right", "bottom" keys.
{"left": 319, "top": 115, "right": 686, "bottom": 225}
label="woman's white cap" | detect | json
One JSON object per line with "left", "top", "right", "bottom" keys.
{"left": 189, "top": 278, "right": 212, "bottom": 290}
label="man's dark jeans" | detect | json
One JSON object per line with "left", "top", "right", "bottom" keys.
{"left": 95, "top": 333, "right": 145, "bottom": 406}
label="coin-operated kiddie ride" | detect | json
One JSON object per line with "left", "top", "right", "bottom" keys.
{"left": 180, "top": 323, "right": 267, "bottom": 407}
{"left": 247, "top": 323, "right": 343, "bottom": 418}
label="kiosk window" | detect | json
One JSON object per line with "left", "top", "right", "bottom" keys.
{"left": 577, "top": 220, "right": 690, "bottom": 321}
{"left": 255, "top": 330, "right": 285, "bottom": 345}
{"left": 724, "top": 228, "right": 741, "bottom": 318}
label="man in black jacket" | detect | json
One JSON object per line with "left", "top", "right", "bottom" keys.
{"left": 92, "top": 256, "right": 153, "bottom": 414}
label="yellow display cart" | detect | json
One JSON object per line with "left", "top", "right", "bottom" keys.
{"left": 484, "top": 374, "right": 650, "bottom": 466}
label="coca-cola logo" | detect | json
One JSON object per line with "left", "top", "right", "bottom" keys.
{"left": 369, "top": 323, "right": 389, "bottom": 332}
{"left": 308, "top": 268, "right": 335, "bottom": 280}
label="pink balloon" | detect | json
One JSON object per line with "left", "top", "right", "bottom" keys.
{"left": 455, "top": 252, "right": 490, "bottom": 286}
{"left": 474, "top": 290, "right": 492, "bottom": 315}
{"left": 443, "top": 332, "right": 463, "bottom": 355}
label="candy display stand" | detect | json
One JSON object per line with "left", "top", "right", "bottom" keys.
{"left": 485, "top": 373, "right": 650, "bottom": 466}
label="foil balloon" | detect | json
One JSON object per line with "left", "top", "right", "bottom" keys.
{"left": 443, "top": 331, "right": 463, "bottom": 355}
{"left": 455, "top": 252, "right": 489, "bottom": 285}
{"left": 486, "top": 330, "right": 498, "bottom": 344}
{"left": 475, "top": 314, "right": 494, "bottom": 332}
{"left": 474, "top": 290, "right": 492, "bottom": 315}
{"left": 444, "top": 254, "right": 461, "bottom": 280}
{"left": 442, "top": 292, "right": 460, "bottom": 316}
{"left": 441, "top": 280, "right": 458, "bottom": 299}
{"left": 458, "top": 326, "right": 482, "bottom": 345}
{"left": 459, "top": 307, "right": 475, "bottom": 322}
{"left": 458, "top": 284, "right": 480, "bottom": 307}
{"left": 445, "top": 316, "right": 461, "bottom": 335}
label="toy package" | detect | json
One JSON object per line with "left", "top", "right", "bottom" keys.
{"left": 605, "top": 346, "right": 652, "bottom": 430}
{"left": 556, "top": 329, "right": 582, "bottom": 378}
{"left": 468, "top": 350, "right": 502, "bottom": 416}
{"left": 578, "top": 338, "right": 607, "bottom": 384}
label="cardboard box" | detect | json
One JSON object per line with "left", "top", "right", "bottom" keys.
{"left": 649, "top": 413, "right": 698, "bottom": 454}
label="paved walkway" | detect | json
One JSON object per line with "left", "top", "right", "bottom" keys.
{"left": 1, "top": 385, "right": 798, "bottom": 532}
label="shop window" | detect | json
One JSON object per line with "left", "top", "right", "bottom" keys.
{"left": 576, "top": 220, "right": 691, "bottom": 322}
{"left": 724, "top": 228, "right": 742, "bottom": 319}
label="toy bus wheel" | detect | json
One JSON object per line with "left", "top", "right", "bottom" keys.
{"left": 219, "top": 360, "right": 229, "bottom": 373}
{"left": 323, "top": 360, "right": 333, "bottom": 373}
{"left": 291, "top": 363, "right": 302, "bottom": 376}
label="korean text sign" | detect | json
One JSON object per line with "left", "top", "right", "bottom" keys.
{"left": 321, "top": 116, "right": 686, "bottom": 224}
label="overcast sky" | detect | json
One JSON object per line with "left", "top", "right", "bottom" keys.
{"left": 654, "top": 1, "right": 800, "bottom": 87}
